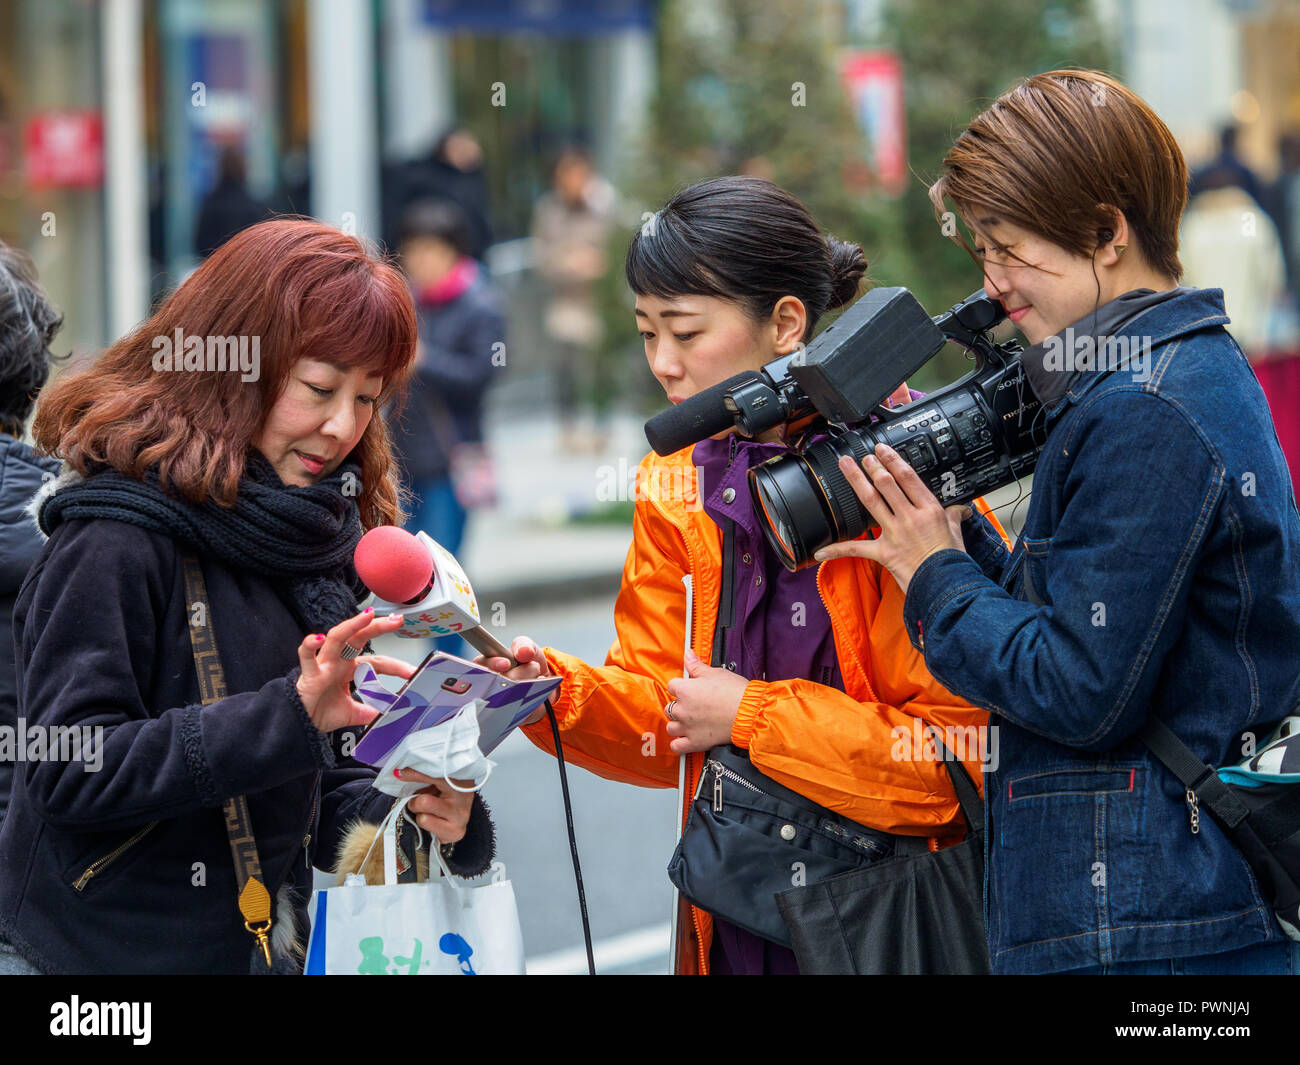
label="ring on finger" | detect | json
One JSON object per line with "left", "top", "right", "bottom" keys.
{"left": 339, "top": 642, "right": 363, "bottom": 660}
{"left": 665, "top": 699, "right": 678, "bottom": 721}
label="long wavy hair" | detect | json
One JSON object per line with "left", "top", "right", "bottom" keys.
{"left": 34, "top": 218, "right": 417, "bottom": 528}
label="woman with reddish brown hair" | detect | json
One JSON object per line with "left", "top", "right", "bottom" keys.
{"left": 0, "top": 218, "right": 494, "bottom": 974}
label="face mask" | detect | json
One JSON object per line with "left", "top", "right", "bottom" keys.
{"left": 371, "top": 700, "right": 495, "bottom": 800}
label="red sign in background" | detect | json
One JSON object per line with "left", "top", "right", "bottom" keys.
{"left": 24, "top": 111, "right": 104, "bottom": 189}
{"left": 841, "top": 51, "right": 906, "bottom": 194}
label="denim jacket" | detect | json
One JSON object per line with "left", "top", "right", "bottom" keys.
{"left": 902, "top": 287, "right": 1300, "bottom": 973}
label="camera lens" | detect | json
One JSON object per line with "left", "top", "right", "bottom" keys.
{"left": 749, "top": 459, "right": 819, "bottom": 570}
{"left": 748, "top": 429, "right": 876, "bottom": 571}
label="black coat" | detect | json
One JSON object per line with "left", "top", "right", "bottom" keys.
{"left": 381, "top": 157, "right": 493, "bottom": 261}
{"left": 388, "top": 276, "right": 504, "bottom": 482}
{"left": 0, "top": 516, "right": 493, "bottom": 973}
{"left": 0, "top": 436, "right": 59, "bottom": 823}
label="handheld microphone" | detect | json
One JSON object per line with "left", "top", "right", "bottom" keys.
{"left": 354, "top": 526, "right": 516, "bottom": 665}
{"left": 357, "top": 526, "right": 593, "bottom": 971}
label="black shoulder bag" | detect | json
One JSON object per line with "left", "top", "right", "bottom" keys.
{"left": 665, "top": 520, "right": 991, "bottom": 971}
{"left": 1140, "top": 717, "right": 1300, "bottom": 942}
{"left": 774, "top": 737, "right": 990, "bottom": 974}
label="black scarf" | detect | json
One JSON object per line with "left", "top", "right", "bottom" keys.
{"left": 38, "top": 450, "right": 368, "bottom": 634}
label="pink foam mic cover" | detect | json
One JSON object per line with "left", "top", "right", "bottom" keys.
{"left": 354, "top": 526, "right": 436, "bottom": 604}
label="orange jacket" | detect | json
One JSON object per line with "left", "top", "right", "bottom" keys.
{"left": 522, "top": 446, "right": 1005, "bottom": 974}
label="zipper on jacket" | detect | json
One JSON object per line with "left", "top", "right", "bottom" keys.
{"left": 688, "top": 751, "right": 708, "bottom": 975}
{"left": 814, "top": 563, "right": 878, "bottom": 704}
{"left": 73, "top": 821, "right": 158, "bottom": 892}
{"left": 303, "top": 772, "right": 322, "bottom": 875}
{"left": 643, "top": 461, "right": 714, "bottom": 975}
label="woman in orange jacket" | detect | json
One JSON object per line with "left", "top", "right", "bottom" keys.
{"left": 487, "top": 176, "right": 1001, "bottom": 974}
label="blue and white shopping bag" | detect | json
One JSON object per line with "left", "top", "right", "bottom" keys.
{"left": 305, "top": 795, "right": 525, "bottom": 975}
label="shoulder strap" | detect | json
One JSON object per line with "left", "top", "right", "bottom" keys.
{"left": 929, "top": 729, "right": 984, "bottom": 835}
{"left": 181, "top": 552, "right": 275, "bottom": 968}
{"left": 1138, "top": 718, "right": 1250, "bottom": 828}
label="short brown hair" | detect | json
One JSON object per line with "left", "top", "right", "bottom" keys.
{"left": 929, "top": 69, "right": 1188, "bottom": 279}
{"left": 33, "top": 218, "right": 417, "bottom": 528}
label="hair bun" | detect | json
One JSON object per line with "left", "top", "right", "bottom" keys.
{"left": 826, "top": 235, "right": 867, "bottom": 308}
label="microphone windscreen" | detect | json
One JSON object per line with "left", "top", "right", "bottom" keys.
{"left": 354, "top": 526, "right": 436, "bottom": 604}
{"left": 644, "top": 371, "right": 759, "bottom": 456}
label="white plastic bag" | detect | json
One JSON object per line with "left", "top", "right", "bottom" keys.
{"left": 305, "top": 795, "right": 524, "bottom": 975}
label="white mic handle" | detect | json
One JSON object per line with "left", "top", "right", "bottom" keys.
{"left": 464, "top": 626, "right": 517, "bottom": 667}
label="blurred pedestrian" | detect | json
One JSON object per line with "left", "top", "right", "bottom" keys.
{"left": 194, "top": 145, "right": 272, "bottom": 260}
{"left": 0, "top": 243, "right": 61, "bottom": 825}
{"left": 383, "top": 128, "right": 493, "bottom": 262}
{"left": 1190, "top": 124, "right": 1265, "bottom": 210}
{"left": 1267, "top": 131, "right": 1300, "bottom": 304}
{"left": 1181, "top": 166, "right": 1289, "bottom": 358}
{"left": 388, "top": 199, "right": 505, "bottom": 563}
{"left": 530, "top": 146, "right": 614, "bottom": 452}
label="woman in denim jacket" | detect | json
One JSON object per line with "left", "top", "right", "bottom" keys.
{"left": 819, "top": 70, "right": 1300, "bottom": 974}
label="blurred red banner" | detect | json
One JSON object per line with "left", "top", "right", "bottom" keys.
{"left": 841, "top": 51, "right": 906, "bottom": 195}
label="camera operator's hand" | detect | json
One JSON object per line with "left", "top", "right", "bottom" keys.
{"left": 813, "top": 443, "right": 968, "bottom": 595}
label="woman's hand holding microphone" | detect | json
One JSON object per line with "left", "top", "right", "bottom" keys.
{"left": 479, "top": 636, "right": 552, "bottom": 724}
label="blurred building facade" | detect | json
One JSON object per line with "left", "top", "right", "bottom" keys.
{"left": 1095, "top": 0, "right": 1300, "bottom": 172}
{"left": 0, "top": 0, "right": 654, "bottom": 356}
{"left": 0, "top": 0, "right": 1297, "bottom": 355}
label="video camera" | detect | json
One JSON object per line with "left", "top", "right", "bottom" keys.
{"left": 643, "top": 288, "right": 1044, "bottom": 570}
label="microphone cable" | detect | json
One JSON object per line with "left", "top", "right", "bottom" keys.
{"left": 544, "top": 696, "right": 595, "bottom": 974}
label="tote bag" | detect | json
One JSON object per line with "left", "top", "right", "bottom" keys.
{"left": 305, "top": 796, "right": 525, "bottom": 975}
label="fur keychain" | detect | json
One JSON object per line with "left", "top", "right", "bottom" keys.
{"left": 332, "top": 814, "right": 431, "bottom": 885}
